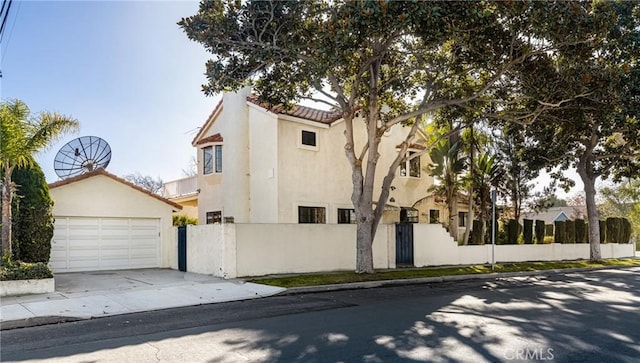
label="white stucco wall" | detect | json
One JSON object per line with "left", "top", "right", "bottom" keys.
{"left": 49, "top": 175, "right": 177, "bottom": 268}
{"left": 248, "top": 104, "right": 279, "bottom": 222}
{"left": 234, "top": 223, "right": 392, "bottom": 277}
{"left": 196, "top": 87, "right": 252, "bottom": 224}
{"left": 276, "top": 116, "right": 433, "bottom": 223}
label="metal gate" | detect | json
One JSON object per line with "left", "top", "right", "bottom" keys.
{"left": 178, "top": 226, "right": 187, "bottom": 272}
{"left": 395, "top": 223, "right": 414, "bottom": 266}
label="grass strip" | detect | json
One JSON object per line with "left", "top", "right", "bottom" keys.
{"left": 247, "top": 258, "right": 640, "bottom": 288}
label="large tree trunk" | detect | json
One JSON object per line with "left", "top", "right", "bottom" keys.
{"left": 1, "top": 164, "right": 14, "bottom": 259}
{"left": 577, "top": 133, "right": 602, "bottom": 262}
{"left": 355, "top": 216, "right": 375, "bottom": 273}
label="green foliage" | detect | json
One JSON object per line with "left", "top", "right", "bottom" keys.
{"left": 621, "top": 218, "right": 632, "bottom": 244}
{"left": 535, "top": 220, "right": 545, "bottom": 245}
{"left": 0, "top": 258, "right": 53, "bottom": 281}
{"left": 599, "top": 179, "right": 640, "bottom": 245}
{"left": 1, "top": 99, "right": 79, "bottom": 259}
{"left": 173, "top": 214, "right": 198, "bottom": 227}
{"left": 575, "top": 219, "right": 586, "bottom": 244}
{"left": 555, "top": 221, "right": 566, "bottom": 244}
{"left": 599, "top": 220, "right": 607, "bottom": 244}
{"left": 11, "top": 163, "right": 54, "bottom": 263}
{"left": 565, "top": 220, "right": 576, "bottom": 244}
{"left": 507, "top": 219, "right": 519, "bottom": 245}
{"left": 606, "top": 217, "right": 622, "bottom": 244}
{"left": 523, "top": 219, "right": 533, "bottom": 244}
{"left": 471, "top": 220, "right": 484, "bottom": 245}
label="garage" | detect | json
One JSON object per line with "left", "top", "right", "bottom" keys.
{"left": 48, "top": 169, "right": 181, "bottom": 273}
{"left": 50, "top": 217, "right": 161, "bottom": 273}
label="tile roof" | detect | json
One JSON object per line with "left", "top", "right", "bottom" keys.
{"left": 195, "top": 133, "right": 223, "bottom": 146}
{"left": 246, "top": 96, "right": 343, "bottom": 125}
{"left": 49, "top": 168, "right": 183, "bottom": 210}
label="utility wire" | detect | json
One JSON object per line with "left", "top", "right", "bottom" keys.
{"left": 1, "top": 0, "right": 19, "bottom": 62}
{"left": 0, "top": 0, "right": 12, "bottom": 43}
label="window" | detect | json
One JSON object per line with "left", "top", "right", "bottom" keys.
{"left": 400, "top": 151, "right": 421, "bottom": 178}
{"left": 338, "top": 208, "right": 356, "bottom": 224}
{"left": 298, "top": 206, "right": 326, "bottom": 224}
{"left": 458, "top": 212, "right": 468, "bottom": 227}
{"left": 203, "top": 145, "right": 222, "bottom": 174}
{"left": 203, "top": 146, "right": 213, "bottom": 174}
{"left": 400, "top": 207, "right": 419, "bottom": 223}
{"left": 429, "top": 209, "right": 440, "bottom": 224}
{"left": 301, "top": 130, "right": 316, "bottom": 147}
{"left": 206, "top": 211, "right": 222, "bottom": 224}
{"left": 215, "top": 145, "right": 222, "bottom": 173}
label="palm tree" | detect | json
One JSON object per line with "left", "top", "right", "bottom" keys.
{"left": 472, "top": 152, "right": 503, "bottom": 243}
{"left": 427, "top": 136, "right": 466, "bottom": 239}
{"left": 1, "top": 99, "right": 79, "bottom": 259}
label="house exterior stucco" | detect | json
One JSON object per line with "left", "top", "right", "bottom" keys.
{"left": 193, "top": 88, "right": 437, "bottom": 225}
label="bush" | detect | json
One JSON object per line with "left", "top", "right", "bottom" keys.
{"left": 507, "top": 219, "right": 520, "bottom": 244}
{"left": 173, "top": 214, "right": 198, "bottom": 227}
{"left": 523, "top": 219, "right": 533, "bottom": 244}
{"left": 565, "top": 220, "right": 576, "bottom": 244}
{"left": 471, "top": 220, "right": 484, "bottom": 245}
{"left": 545, "top": 224, "right": 554, "bottom": 236}
{"left": 621, "top": 218, "right": 632, "bottom": 244}
{"left": 535, "top": 220, "right": 545, "bottom": 244}
{"left": 599, "top": 220, "right": 606, "bottom": 244}
{"left": 554, "top": 221, "right": 566, "bottom": 243}
{"left": 11, "top": 163, "right": 54, "bottom": 263}
{"left": 0, "top": 258, "right": 53, "bottom": 281}
{"left": 606, "top": 217, "right": 622, "bottom": 243}
{"left": 543, "top": 236, "right": 555, "bottom": 244}
{"left": 575, "top": 219, "right": 586, "bottom": 243}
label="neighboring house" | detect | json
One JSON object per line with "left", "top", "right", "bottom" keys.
{"left": 191, "top": 87, "right": 441, "bottom": 225}
{"left": 162, "top": 175, "right": 199, "bottom": 219}
{"left": 521, "top": 206, "right": 587, "bottom": 224}
{"left": 48, "top": 169, "right": 182, "bottom": 273}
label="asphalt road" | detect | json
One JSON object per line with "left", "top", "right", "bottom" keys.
{"left": 1, "top": 267, "right": 639, "bottom": 363}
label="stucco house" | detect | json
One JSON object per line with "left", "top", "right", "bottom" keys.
{"left": 191, "top": 87, "right": 466, "bottom": 228}
{"left": 48, "top": 169, "right": 182, "bottom": 273}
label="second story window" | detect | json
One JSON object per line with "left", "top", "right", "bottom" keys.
{"left": 301, "top": 130, "right": 316, "bottom": 146}
{"left": 215, "top": 145, "right": 222, "bottom": 173}
{"left": 203, "top": 145, "right": 223, "bottom": 175}
{"left": 203, "top": 146, "right": 213, "bottom": 174}
{"left": 400, "top": 151, "right": 421, "bottom": 178}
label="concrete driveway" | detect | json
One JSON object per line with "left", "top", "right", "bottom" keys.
{"left": 1, "top": 269, "right": 285, "bottom": 329}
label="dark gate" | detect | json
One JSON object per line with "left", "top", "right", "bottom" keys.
{"left": 395, "top": 223, "right": 414, "bottom": 266}
{"left": 178, "top": 226, "right": 187, "bottom": 272}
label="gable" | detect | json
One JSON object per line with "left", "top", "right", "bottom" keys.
{"left": 49, "top": 169, "right": 182, "bottom": 215}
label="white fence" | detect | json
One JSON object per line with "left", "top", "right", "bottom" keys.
{"left": 171, "top": 223, "right": 636, "bottom": 278}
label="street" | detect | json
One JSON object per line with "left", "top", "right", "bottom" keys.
{"left": 1, "top": 267, "right": 639, "bottom": 363}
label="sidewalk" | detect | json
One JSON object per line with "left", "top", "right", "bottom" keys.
{"left": 0, "top": 269, "right": 285, "bottom": 330}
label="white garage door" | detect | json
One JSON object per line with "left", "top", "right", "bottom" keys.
{"left": 50, "top": 217, "right": 160, "bottom": 273}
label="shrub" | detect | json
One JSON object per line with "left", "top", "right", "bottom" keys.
{"left": 0, "top": 258, "right": 53, "bottom": 281}
{"left": 574, "top": 219, "right": 586, "bottom": 243}
{"left": 606, "top": 217, "right": 622, "bottom": 243}
{"left": 543, "top": 236, "right": 555, "bottom": 244}
{"left": 523, "top": 219, "right": 533, "bottom": 244}
{"left": 535, "top": 220, "right": 545, "bottom": 244}
{"left": 11, "top": 163, "right": 54, "bottom": 263}
{"left": 173, "top": 214, "right": 198, "bottom": 227}
{"left": 545, "top": 224, "right": 554, "bottom": 236}
{"left": 471, "top": 220, "right": 484, "bottom": 245}
{"left": 507, "top": 219, "right": 519, "bottom": 244}
{"left": 599, "top": 220, "right": 606, "bottom": 244}
{"left": 621, "top": 218, "right": 632, "bottom": 244}
{"left": 554, "top": 221, "right": 566, "bottom": 243}
{"left": 565, "top": 220, "right": 576, "bottom": 244}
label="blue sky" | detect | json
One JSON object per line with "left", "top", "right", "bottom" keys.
{"left": 2, "top": 0, "right": 217, "bottom": 183}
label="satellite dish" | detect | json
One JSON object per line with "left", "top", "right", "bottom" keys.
{"left": 54, "top": 136, "right": 112, "bottom": 179}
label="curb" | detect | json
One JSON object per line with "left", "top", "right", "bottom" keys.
{"left": 278, "top": 264, "right": 638, "bottom": 295}
{"left": 1, "top": 316, "right": 82, "bottom": 331}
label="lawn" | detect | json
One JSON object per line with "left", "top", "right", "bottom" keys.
{"left": 248, "top": 258, "right": 640, "bottom": 288}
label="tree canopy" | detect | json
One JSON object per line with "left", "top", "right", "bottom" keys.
{"left": 180, "top": 0, "right": 629, "bottom": 270}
